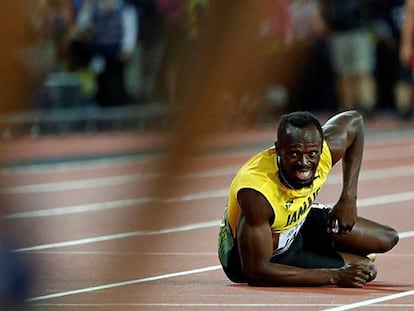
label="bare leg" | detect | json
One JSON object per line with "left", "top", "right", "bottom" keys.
{"left": 334, "top": 216, "right": 399, "bottom": 255}
{"left": 336, "top": 75, "right": 355, "bottom": 111}
{"left": 355, "top": 73, "right": 376, "bottom": 112}
{"left": 395, "top": 81, "right": 413, "bottom": 118}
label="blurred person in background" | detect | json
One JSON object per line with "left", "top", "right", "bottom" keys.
{"left": 400, "top": 0, "right": 414, "bottom": 68}
{"left": 375, "top": 0, "right": 413, "bottom": 120}
{"left": 399, "top": 0, "right": 414, "bottom": 118}
{"left": 75, "top": 0, "right": 138, "bottom": 107}
{"left": 31, "top": 0, "right": 94, "bottom": 112}
{"left": 318, "top": 0, "right": 378, "bottom": 116}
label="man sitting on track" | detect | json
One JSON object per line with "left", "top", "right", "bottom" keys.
{"left": 218, "top": 110, "right": 399, "bottom": 287}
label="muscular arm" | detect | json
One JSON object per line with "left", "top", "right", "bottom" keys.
{"left": 322, "top": 110, "right": 364, "bottom": 232}
{"left": 236, "top": 189, "right": 371, "bottom": 287}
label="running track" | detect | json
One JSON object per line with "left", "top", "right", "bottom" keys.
{"left": 1, "top": 116, "right": 414, "bottom": 310}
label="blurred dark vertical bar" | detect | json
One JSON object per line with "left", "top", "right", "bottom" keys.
{"left": 0, "top": 0, "right": 37, "bottom": 308}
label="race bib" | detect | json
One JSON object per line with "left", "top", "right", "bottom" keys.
{"left": 273, "top": 217, "right": 306, "bottom": 255}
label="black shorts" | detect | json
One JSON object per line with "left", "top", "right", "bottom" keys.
{"left": 220, "top": 204, "right": 344, "bottom": 283}
{"left": 270, "top": 206, "right": 345, "bottom": 268}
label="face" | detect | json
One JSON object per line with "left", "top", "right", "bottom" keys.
{"left": 276, "top": 124, "right": 323, "bottom": 189}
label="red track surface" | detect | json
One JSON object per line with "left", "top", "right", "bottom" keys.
{"left": 1, "top": 116, "right": 414, "bottom": 310}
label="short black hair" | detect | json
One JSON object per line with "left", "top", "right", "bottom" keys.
{"left": 277, "top": 111, "right": 323, "bottom": 140}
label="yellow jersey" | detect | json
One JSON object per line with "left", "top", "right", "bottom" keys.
{"left": 226, "top": 141, "right": 332, "bottom": 255}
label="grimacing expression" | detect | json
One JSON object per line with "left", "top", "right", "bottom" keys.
{"left": 276, "top": 124, "right": 323, "bottom": 189}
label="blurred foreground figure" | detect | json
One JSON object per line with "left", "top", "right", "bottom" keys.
{"left": 76, "top": 0, "right": 138, "bottom": 107}
{"left": 0, "top": 234, "right": 30, "bottom": 309}
{"left": 0, "top": 1, "right": 45, "bottom": 308}
{"left": 218, "top": 110, "right": 399, "bottom": 287}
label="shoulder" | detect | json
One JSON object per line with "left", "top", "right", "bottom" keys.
{"left": 322, "top": 110, "right": 364, "bottom": 163}
{"left": 237, "top": 188, "right": 274, "bottom": 226}
{"left": 322, "top": 111, "right": 363, "bottom": 144}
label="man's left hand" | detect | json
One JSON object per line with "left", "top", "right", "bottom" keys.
{"left": 328, "top": 199, "right": 357, "bottom": 234}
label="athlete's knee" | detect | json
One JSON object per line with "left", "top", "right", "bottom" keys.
{"left": 377, "top": 226, "right": 399, "bottom": 253}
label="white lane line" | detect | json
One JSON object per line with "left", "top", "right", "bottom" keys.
{"left": 13, "top": 224, "right": 414, "bottom": 254}
{"left": 4, "top": 188, "right": 228, "bottom": 219}
{"left": 1, "top": 140, "right": 412, "bottom": 175}
{"left": 321, "top": 289, "right": 414, "bottom": 311}
{"left": 29, "top": 303, "right": 414, "bottom": 308}
{"left": 0, "top": 173, "right": 158, "bottom": 194}
{"left": 26, "top": 251, "right": 218, "bottom": 256}
{"left": 399, "top": 231, "right": 414, "bottom": 239}
{"left": 178, "top": 166, "right": 241, "bottom": 179}
{"left": 13, "top": 220, "right": 414, "bottom": 253}
{"left": 22, "top": 303, "right": 348, "bottom": 307}
{"left": 201, "top": 163, "right": 414, "bottom": 184}
{"left": 0, "top": 154, "right": 163, "bottom": 175}
{"left": 357, "top": 191, "right": 414, "bottom": 208}
{"left": 325, "top": 165, "right": 414, "bottom": 184}
{"left": 13, "top": 220, "right": 220, "bottom": 252}
{"left": 25, "top": 228, "right": 414, "bottom": 303}
{"left": 1, "top": 163, "right": 414, "bottom": 194}
{"left": 9, "top": 188, "right": 414, "bottom": 252}
{"left": 5, "top": 187, "right": 414, "bottom": 219}
{"left": 27, "top": 265, "right": 222, "bottom": 302}
{"left": 4, "top": 198, "right": 153, "bottom": 219}
{"left": 7, "top": 188, "right": 414, "bottom": 255}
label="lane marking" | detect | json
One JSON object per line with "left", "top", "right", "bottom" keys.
{"left": 13, "top": 220, "right": 221, "bottom": 252}
{"left": 1, "top": 163, "right": 414, "bottom": 194}
{"left": 27, "top": 251, "right": 218, "bottom": 256}
{"left": 1, "top": 140, "right": 412, "bottom": 175}
{"left": 5, "top": 188, "right": 414, "bottom": 219}
{"left": 13, "top": 222, "right": 414, "bottom": 253}
{"left": 25, "top": 228, "right": 414, "bottom": 303}
{"left": 321, "top": 289, "right": 414, "bottom": 311}
{"left": 29, "top": 303, "right": 414, "bottom": 307}
{"left": 0, "top": 173, "right": 158, "bottom": 194}
{"left": 9, "top": 187, "right": 414, "bottom": 252}
{"left": 4, "top": 198, "right": 153, "bottom": 219}
{"left": 399, "top": 231, "right": 414, "bottom": 239}
{"left": 325, "top": 165, "right": 414, "bottom": 184}
{"left": 0, "top": 155, "right": 159, "bottom": 175}
{"left": 25, "top": 251, "right": 414, "bottom": 256}
{"left": 27, "top": 265, "right": 222, "bottom": 302}
{"left": 357, "top": 191, "right": 414, "bottom": 208}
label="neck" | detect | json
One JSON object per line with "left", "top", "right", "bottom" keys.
{"left": 278, "top": 168, "right": 296, "bottom": 189}
{"left": 277, "top": 156, "right": 296, "bottom": 189}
